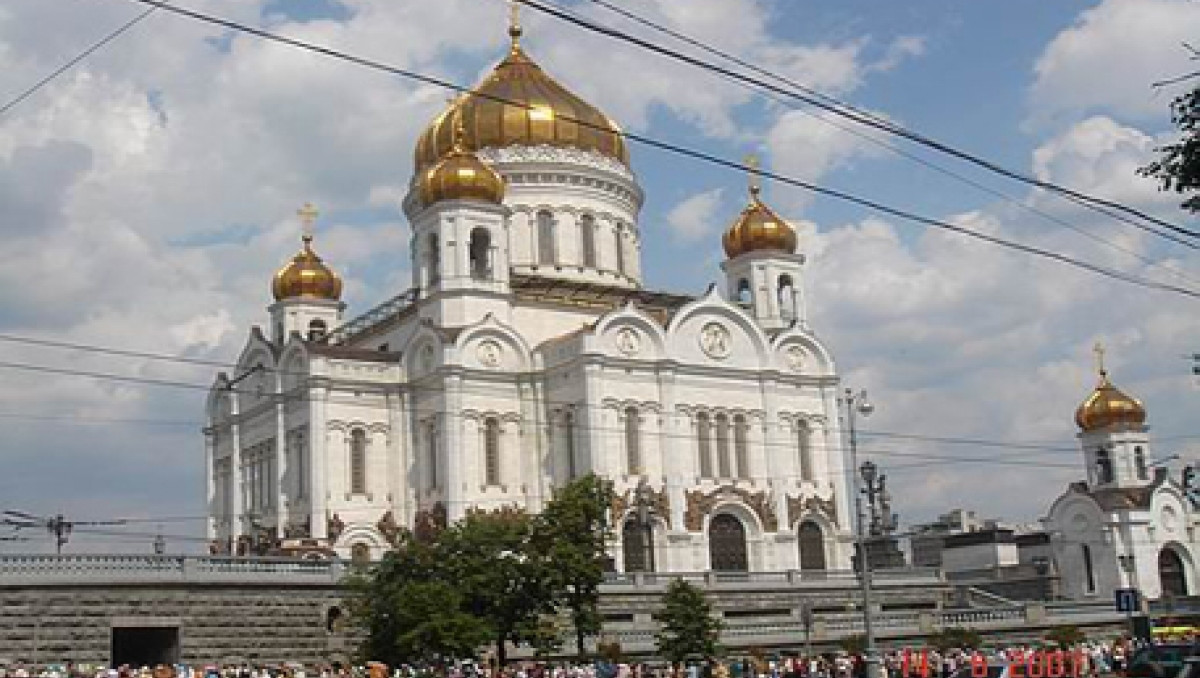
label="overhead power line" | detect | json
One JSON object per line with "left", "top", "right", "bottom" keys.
{"left": 523, "top": 0, "right": 1200, "bottom": 244}
{"left": 104, "top": 0, "right": 1200, "bottom": 301}
{"left": 567, "top": 0, "right": 1200, "bottom": 287}
{"left": 1, "top": 2, "right": 164, "bottom": 116}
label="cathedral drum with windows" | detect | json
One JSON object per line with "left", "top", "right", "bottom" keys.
{"left": 1043, "top": 347, "right": 1199, "bottom": 601}
{"left": 204, "top": 19, "right": 855, "bottom": 571}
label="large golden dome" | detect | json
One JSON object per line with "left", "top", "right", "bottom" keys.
{"left": 1075, "top": 369, "right": 1146, "bottom": 432}
{"left": 418, "top": 125, "right": 506, "bottom": 207}
{"left": 413, "top": 26, "right": 629, "bottom": 171}
{"left": 272, "top": 234, "right": 343, "bottom": 302}
{"left": 722, "top": 184, "right": 798, "bottom": 259}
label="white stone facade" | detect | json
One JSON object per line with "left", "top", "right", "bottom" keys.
{"left": 205, "top": 141, "right": 856, "bottom": 572}
{"left": 1043, "top": 408, "right": 1199, "bottom": 601}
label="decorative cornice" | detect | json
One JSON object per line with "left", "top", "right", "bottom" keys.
{"left": 684, "top": 485, "right": 778, "bottom": 532}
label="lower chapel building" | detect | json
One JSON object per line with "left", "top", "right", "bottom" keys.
{"left": 205, "top": 24, "right": 857, "bottom": 572}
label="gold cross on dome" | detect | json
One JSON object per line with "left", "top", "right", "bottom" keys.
{"left": 1093, "top": 341, "right": 1107, "bottom": 376}
{"left": 508, "top": 0, "right": 522, "bottom": 44}
{"left": 297, "top": 202, "right": 319, "bottom": 241}
{"left": 744, "top": 154, "right": 762, "bottom": 196}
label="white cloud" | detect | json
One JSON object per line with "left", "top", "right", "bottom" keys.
{"left": 666, "top": 188, "right": 726, "bottom": 242}
{"left": 1030, "top": 0, "right": 1200, "bottom": 123}
{"left": 764, "top": 108, "right": 891, "bottom": 212}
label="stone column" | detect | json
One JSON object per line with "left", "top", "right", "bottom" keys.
{"left": 311, "top": 384, "right": 329, "bottom": 540}
{"left": 444, "top": 373, "right": 465, "bottom": 521}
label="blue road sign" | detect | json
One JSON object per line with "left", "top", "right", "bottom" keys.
{"left": 1116, "top": 588, "right": 1140, "bottom": 613}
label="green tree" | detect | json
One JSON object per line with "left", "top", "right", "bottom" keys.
{"left": 1044, "top": 625, "right": 1086, "bottom": 647}
{"left": 1139, "top": 85, "right": 1200, "bottom": 213}
{"left": 927, "top": 627, "right": 982, "bottom": 651}
{"left": 350, "top": 531, "right": 490, "bottom": 665}
{"left": 534, "top": 474, "right": 616, "bottom": 658}
{"left": 439, "top": 507, "right": 556, "bottom": 666}
{"left": 837, "top": 634, "right": 866, "bottom": 656}
{"left": 655, "top": 579, "right": 723, "bottom": 667}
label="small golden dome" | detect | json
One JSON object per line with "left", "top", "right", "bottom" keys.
{"left": 722, "top": 185, "right": 798, "bottom": 258}
{"left": 413, "top": 25, "right": 629, "bottom": 171}
{"left": 272, "top": 234, "right": 343, "bottom": 302}
{"left": 418, "top": 126, "right": 506, "bottom": 206}
{"left": 1075, "top": 369, "right": 1146, "bottom": 432}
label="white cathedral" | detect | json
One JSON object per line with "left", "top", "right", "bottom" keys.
{"left": 205, "top": 21, "right": 857, "bottom": 572}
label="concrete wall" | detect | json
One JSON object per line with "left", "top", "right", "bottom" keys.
{"left": 0, "top": 584, "right": 352, "bottom": 666}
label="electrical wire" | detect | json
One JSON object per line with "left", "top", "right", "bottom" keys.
{"left": 0, "top": 2, "right": 164, "bottom": 116}
{"left": 565, "top": 0, "right": 1200, "bottom": 288}
{"left": 104, "top": 0, "right": 1200, "bottom": 300}
{"left": 522, "top": 0, "right": 1200, "bottom": 244}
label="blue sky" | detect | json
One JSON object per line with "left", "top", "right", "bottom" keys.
{"left": 1, "top": 0, "right": 1199, "bottom": 553}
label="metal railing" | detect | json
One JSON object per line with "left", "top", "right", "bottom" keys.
{"left": 0, "top": 554, "right": 346, "bottom": 586}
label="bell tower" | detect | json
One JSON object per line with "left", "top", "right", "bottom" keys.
{"left": 404, "top": 122, "right": 511, "bottom": 327}
{"left": 720, "top": 157, "right": 808, "bottom": 332}
{"left": 1075, "top": 343, "right": 1152, "bottom": 490}
{"left": 269, "top": 203, "right": 345, "bottom": 344}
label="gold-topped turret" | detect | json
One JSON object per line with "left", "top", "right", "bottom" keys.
{"left": 271, "top": 203, "right": 343, "bottom": 302}
{"left": 418, "top": 121, "right": 506, "bottom": 207}
{"left": 413, "top": 4, "right": 629, "bottom": 171}
{"left": 1075, "top": 343, "right": 1147, "bottom": 432}
{"left": 722, "top": 156, "right": 798, "bottom": 258}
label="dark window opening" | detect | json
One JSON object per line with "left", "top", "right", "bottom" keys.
{"left": 111, "top": 627, "right": 180, "bottom": 668}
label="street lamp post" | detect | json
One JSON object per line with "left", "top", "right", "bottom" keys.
{"left": 842, "top": 387, "right": 881, "bottom": 678}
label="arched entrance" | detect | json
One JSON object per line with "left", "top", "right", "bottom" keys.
{"left": 1159, "top": 547, "right": 1189, "bottom": 598}
{"left": 798, "top": 521, "right": 826, "bottom": 571}
{"left": 622, "top": 518, "right": 654, "bottom": 572}
{"left": 708, "top": 514, "right": 749, "bottom": 572}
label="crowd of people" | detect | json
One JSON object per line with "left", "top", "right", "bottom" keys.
{"left": 0, "top": 639, "right": 1168, "bottom": 678}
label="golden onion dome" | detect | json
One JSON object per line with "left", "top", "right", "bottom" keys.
{"left": 1075, "top": 358, "right": 1147, "bottom": 432}
{"left": 413, "top": 23, "right": 629, "bottom": 171}
{"left": 722, "top": 184, "right": 798, "bottom": 258}
{"left": 272, "top": 234, "right": 343, "bottom": 302}
{"left": 419, "top": 125, "right": 506, "bottom": 206}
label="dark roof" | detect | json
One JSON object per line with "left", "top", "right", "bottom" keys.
{"left": 511, "top": 274, "right": 693, "bottom": 321}
{"left": 1015, "top": 532, "right": 1051, "bottom": 546}
{"left": 943, "top": 528, "right": 1015, "bottom": 548}
{"left": 305, "top": 343, "right": 402, "bottom": 363}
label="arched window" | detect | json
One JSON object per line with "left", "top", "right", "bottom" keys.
{"left": 350, "top": 542, "right": 371, "bottom": 566}
{"left": 736, "top": 279, "right": 752, "bottom": 307}
{"left": 622, "top": 517, "right": 653, "bottom": 573}
{"left": 427, "top": 420, "right": 438, "bottom": 490}
{"left": 778, "top": 275, "right": 795, "bottom": 322}
{"left": 1160, "top": 547, "right": 1189, "bottom": 597}
{"left": 798, "top": 521, "right": 826, "bottom": 571}
{"left": 1135, "top": 446, "right": 1148, "bottom": 480}
{"left": 697, "top": 412, "right": 713, "bottom": 478}
{"left": 625, "top": 406, "right": 641, "bottom": 475}
{"left": 484, "top": 417, "right": 501, "bottom": 487}
{"left": 614, "top": 226, "right": 626, "bottom": 275}
{"left": 537, "top": 210, "right": 555, "bottom": 265}
{"left": 715, "top": 413, "right": 732, "bottom": 478}
{"left": 349, "top": 429, "right": 367, "bottom": 495}
{"left": 307, "top": 319, "right": 327, "bottom": 341}
{"left": 1082, "top": 543, "right": 1096, "bottom": 593}
{"left": 563, "top": 410, "right": 577, "bottom": 479}
{"left": 1096, "top": 447, "right": 1113, "bottom": 484}
{"left": 469, "top": 227, "right": 492, "bottom": 280}
{"left": 708, "top": 514, "right": 748, "bottom": 572}
{"left": 428, "top": 233, "right": 441, "bottom": 284}
{"left": 797, "top": 420, "right": 814, "bottom": 482}
{"left": 580, "top": 214, "right": 597, "bottom": 267}
{"left": 733, "top": 414, "right": 750, "bottom": 479}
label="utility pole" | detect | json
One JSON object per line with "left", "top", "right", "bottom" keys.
{"left": 2, "top": 510, "right": 126, "bottom": 554}
{"left": 841, "top": 387, "right": 881, "bottom": 678}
